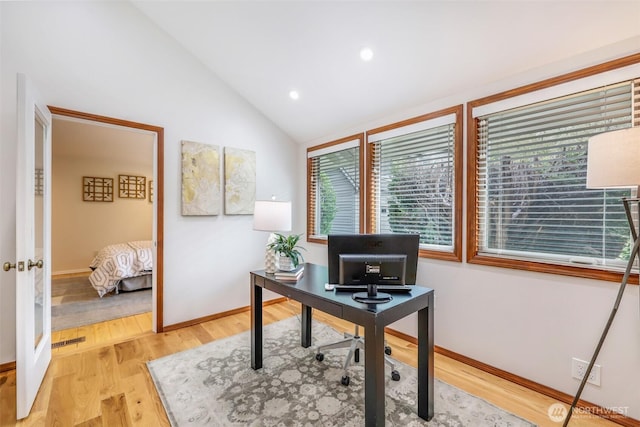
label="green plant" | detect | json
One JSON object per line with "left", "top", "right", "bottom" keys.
{"left": 319, "top": 171, "right": 337, "bottom": 234}
{"left": 267, "top": 233, "right": 305, "bottom": 267}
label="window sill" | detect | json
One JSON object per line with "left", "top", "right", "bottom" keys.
{"left": 467, "top": 253, "right": 639, "bottom": 285}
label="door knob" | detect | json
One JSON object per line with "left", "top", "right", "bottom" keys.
{"left": 3, "top": 262, "right": 16, "bottom": 272}
{"left": 28, "top": 259, "right": 44, "bottom": 271}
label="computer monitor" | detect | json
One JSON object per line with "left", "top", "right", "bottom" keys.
{"left": 328, "top": 234, "right": 419, "bottom": 303}
{"left": 339, "top": 254, "right": 407, "bottom": 286}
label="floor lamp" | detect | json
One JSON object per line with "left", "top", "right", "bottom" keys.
{"left": 564, "top": 127, "right": 640, "bottom": 426}
{"left": 253, "top": 199, "right": 292, "bottom": 274}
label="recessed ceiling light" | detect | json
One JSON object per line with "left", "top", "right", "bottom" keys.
{"left": 289, "top": 90, "right": 300, "bottom": 100}
{"left": 360, "top": 47, "right": 374, "bottom": 61}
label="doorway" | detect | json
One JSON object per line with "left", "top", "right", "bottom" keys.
{"left": 48, "top": 106, "right": 164, "bottom": 333}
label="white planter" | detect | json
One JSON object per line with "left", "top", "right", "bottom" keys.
{"left": 276, "top": 255, "right": 296, "bottom": 271}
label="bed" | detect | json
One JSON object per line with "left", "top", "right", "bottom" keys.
{"left": 88, "top": 240, "right": 153, "bottom": 297}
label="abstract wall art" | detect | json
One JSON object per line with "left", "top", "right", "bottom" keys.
{"left": 181, "top": 140, "right": 221, "bottom": 216}
{"left": 224, "top": 147, "right": 256, "bottom": 215}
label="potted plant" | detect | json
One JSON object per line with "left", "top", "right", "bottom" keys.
{"left": 267, "top": 233, "right": 305, "bottom": 271}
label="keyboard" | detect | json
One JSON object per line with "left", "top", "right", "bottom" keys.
{"left": 332, "top": 284, "right": 413, "bottom": 293}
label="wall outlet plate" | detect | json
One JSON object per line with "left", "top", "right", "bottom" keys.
{"left": 572, "top": 357, "right": 601, "bottom": 386}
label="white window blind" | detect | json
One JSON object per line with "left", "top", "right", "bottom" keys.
{"left": 370, "top": 123, "right": 456, "bottom": 251}
{"left": 475, "top": 80, "right": 638, "bottom": 270}
{"left": 308, "top": 144, "right": 360, "bottom": 238}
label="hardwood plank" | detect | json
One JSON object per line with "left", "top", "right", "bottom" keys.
{"left": 44, "top": 374, "right": 75, "bottom": 426}
{"left": 106, "top": 318, "right": 128, "bottom": 343}
{"left": 70, "top": 352, "right": 101, "bottom": 425}
{"left": 95, "top": 347, "right": 118, "bottom": 399}
{"left": 174, "top": 327, "right": 205, "bottom": 351}
{"left": 91, "top": 320, "right": 113, "bottom": 344}
{"left": 114, "top": 340, "right": 146, "bottom": 379}
{"left": 119, "top": 315, "right": 143, "bottom": 337}
{"left": 100, "top": 393, "right": 132, "bottom": 427}
{"left": 121, "top": 372, "right": 169, "bottom": 426}
{"left": 0, "top": 370, "right": 17, "bottom": 424}
{"left": 74, "top": 416, "right": 102, "bottom": 427}
{"left": 184, "top": 323, "right": 214, "bottom": 346}
{"left": 133, "top": 312, "right": 152, "bottom": 332}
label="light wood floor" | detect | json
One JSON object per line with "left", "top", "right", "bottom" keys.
{"left": 0, "top": 299, "right": 624, "bottom": 427}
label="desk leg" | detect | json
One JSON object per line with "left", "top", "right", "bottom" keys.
{"left": 417, "top": 292, "right": 434, "bottom": 420}
{"left": 251, "top": 283, "right": 263, "bottom": 370}
{"left": 301, "top": 305, "right": 312, "bottom": 348}
{"left": 364, "top": 323, "right": 385, "bottom": 427}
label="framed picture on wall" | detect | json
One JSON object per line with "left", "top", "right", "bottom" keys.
{"left": 83, "top": 176, "right": 114, "bottom": 202}
{"left": 119, "top": 174, "right": 146, "bottom": 199}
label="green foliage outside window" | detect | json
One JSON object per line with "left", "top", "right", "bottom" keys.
{"left": 319, "top": 171, "right": 337, "bottom": 235}
{"left": 483, "top": 133, "right": 631, "bottom": 262}
{"left": 386, "top": 157, "right": 453, "bottom": 246}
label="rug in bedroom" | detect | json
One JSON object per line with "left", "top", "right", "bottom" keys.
{"left": 147, "top": 316, "right": 536, "bottom": 426}
{"left": 52, "top": 275, "right": 151, "bottom": 331}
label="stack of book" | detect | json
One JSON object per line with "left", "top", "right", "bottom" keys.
{"left": 274, "top": 264, "right": 304, "bottom": 282}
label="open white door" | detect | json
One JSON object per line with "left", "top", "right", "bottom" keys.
{"left": 15, "top": 74, "right": 52, "bottom": 419}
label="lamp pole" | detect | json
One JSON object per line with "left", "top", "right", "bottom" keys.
{"left": 563, "top": 198, "right": 639, "bottom": 426}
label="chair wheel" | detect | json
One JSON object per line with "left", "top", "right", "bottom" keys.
{"left": 391, "top": 370, "right": 400, "bottom": 381}
{"left": 341, "top": 375, "right": 350, "bottom": 386}
{"left": 315, "top": 353, "right": 324, "bottom": 362}
{"left": 385, "top": 346, "right": 392, "bottom": 355}
{"left": 354, "top": 348, "right": 360, "bottom": 363}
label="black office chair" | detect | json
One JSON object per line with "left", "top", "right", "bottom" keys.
{"left": 315, "top": 324, "right": 400, "bottom": 386}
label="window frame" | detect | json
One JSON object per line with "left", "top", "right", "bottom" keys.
{"left": 366, "top": 105, "right": 464, "bottom": 262}
{"left": 467, "top": 53, "right": 640, "bottom": 283}
{"left": 306, "top": 133, "right": 365, "bottom": 244}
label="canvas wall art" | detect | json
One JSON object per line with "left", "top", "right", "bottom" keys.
{"left": 181, "top": 140, "right": 221, "bottom": 216}
{"left": 224, "top": 147, "right": 256, "bottom": 215}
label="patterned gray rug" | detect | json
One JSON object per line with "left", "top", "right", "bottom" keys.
{"left": 147, "top": 317, "right": 536, "bottom": 426}
{"left": 52, "top": 276, "right": 151, "bottom": 331}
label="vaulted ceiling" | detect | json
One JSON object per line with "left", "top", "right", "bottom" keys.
{"left": 132, "top": 1, "right": 640, "bottom": 143}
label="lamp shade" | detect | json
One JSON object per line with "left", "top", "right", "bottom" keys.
{"left": 253, "top": 200, "right": 292, "bottom": 232}
{"left": 587, "top": 127, "right": 640, "bottom": 189}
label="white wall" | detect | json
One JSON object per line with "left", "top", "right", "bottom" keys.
{"left": 0, "top": 2, "right": 297, "bottom": 363}
{"left": 300, "top": 38, "right": 640, "bottom": 420}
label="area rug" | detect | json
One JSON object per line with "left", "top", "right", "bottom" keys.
{"left": 51, "top": 276, "right": 151, "bottom": 331}
{"left": 147, "top": 317, "right": 536, "bottom": 426}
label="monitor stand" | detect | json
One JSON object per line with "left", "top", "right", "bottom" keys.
{"left": 352, "top": 284, "right": 392, "bottom": 304}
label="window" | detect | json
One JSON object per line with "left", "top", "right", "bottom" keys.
{"left": 468, "top": 55, "right": 640, "bottom": 281}
{"left": 307, "top": 134, "right": 364, "bottom": 242}
{"left": 367, "top": 105, "right": 463, "bottom": 261}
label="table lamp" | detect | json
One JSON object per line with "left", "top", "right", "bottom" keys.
{"left": 564, "top": 126, "right": 640, "bottom": 425}
{"left": 253, "top": 200, "right": 292, "bottom": 273}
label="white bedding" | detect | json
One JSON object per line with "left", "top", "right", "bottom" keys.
{"left": 89, "top": 240, "right": 153, "bottom": 297}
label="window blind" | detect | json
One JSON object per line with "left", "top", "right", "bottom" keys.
{"left": 308, "top": 145, "right": 360, "bottom": 238}
{"left": 370, "top": 123, "right": 455, "bottom": 251}
{"left": 475, "top": 80, "right": 637, "bottom": 270}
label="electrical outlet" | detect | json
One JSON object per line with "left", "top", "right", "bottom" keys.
{"left": 572, "top": 357, "right": 601, "bottom": 386}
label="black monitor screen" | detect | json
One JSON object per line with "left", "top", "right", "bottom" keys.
{"left": 328, "top": 234, "right": 419, "bottom": 285}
